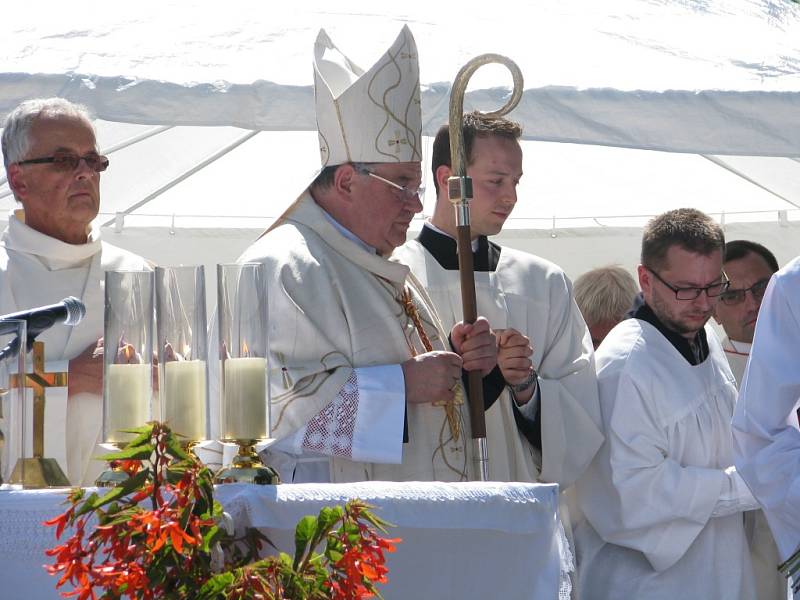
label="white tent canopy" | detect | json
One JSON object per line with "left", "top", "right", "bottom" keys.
{"left": 2, "top": 0, "right": 800, "bottom": 279}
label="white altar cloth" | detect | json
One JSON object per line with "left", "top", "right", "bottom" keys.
{"left": 0, "top": 481, "right": 566, "bottom": 599}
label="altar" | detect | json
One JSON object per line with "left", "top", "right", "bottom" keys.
{"left": 0, "top": 480, "right": 569, "bottom": 599}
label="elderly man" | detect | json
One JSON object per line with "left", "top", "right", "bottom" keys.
{"left": 394, "top": 112, "right": 602, "bottom": 489}
{"left": 574, "top": 265, "right": 639, "bottom": 349}
{"left": 576, "top": 209, "right": 760, "bottom": 599}
{"left": 713, "top": 240, "right": 779, "bottom": 386}
{"left": 242, "top": 27, "right": 496, "bottom": 483}
{"left": 1, "top": 98, "right": 149, "bottom": 485}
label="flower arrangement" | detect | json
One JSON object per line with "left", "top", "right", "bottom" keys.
{"left": 44, "top": 423, "right": 399, "bottom": 599}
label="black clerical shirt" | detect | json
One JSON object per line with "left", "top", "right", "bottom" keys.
{"left": 413, "top": 224, "right": 542, "bottom": 451}
{"left": 628, "top": 294, "right": 710, "bottom": 365}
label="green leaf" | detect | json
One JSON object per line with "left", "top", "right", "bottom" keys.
{"left": 75, "top": 470, "right": 151, "bottom": 517}
{"left": 164, "top": 432, "right": 189, "bottom": 461}
{"left": 294, "top": 515, "right": 318, "bottom": 559}
{"left": 101, "top": 444, "right": 154, "bottom": 461}
{"left": 316, "top": 505, "right": 343, "bottom": 533}
{"left": 196, "top": 572, "right": 235, "bottom": 599}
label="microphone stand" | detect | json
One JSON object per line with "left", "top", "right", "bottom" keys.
{"left": 448, "top": 54, "right": 523, "bottom": 482}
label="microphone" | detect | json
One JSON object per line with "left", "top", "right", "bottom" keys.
{"left": 0, "top": 297, "right": 86, "bottom": 346}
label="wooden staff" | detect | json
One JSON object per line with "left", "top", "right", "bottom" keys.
{"left": 448, "top": 54, "right": 523, "bottom": 481}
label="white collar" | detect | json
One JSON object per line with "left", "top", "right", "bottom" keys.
{"left": 424, "top": 221, "right": 480, "bottom": 252}
{"left": 2, "top": 209, "right": 101, "bottom": 270}
{"left": 726, "top": 337, "right": 752, "bottom": 356}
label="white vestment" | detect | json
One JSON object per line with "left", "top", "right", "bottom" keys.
{"left": 734, "top": 257, "right": 800, "bottom": 569}
{"left": 722, "top": 335, "right": 751, "bottom": 388}
{"left": 0, "top": 210, "right": 149, "bottom": 485}
{"left": 719, "top": 334, "right": 786, "bottom": 600}
{"left": 576, "top": 318, "right": 756, "bottom": 600}
{"left": 240, "top": 193, "right": 473, "bottom": 483}
{"left": 393, "top": 234, "right": 603, "bottom": 488}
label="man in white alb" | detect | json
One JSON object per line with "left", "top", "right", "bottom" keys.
{"left": 575, "top": 208, "right": 760, "bottom": 599}
{"left": 394, "top": 112, "right": 603, "bottom": 489}
{"left": 0, "top": 98, "right": 150, "bottom": 485}
{"left": 243, "top": 27, "right": 497, "bottom": 483}
{"left": 713, "top": 240, "right": 779, "bottom": 386}
{"left": 714, "top": 240, "right": 785, "bottom": 599}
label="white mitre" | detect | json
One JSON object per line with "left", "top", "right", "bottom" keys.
{"left": 314, "top": 24, "right": 422, "bottom": 167}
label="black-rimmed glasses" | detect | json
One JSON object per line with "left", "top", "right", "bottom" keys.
{"left": 646, "top": 266, "right": 730, "bottom": 300}
{"left": 356, "top": 167, "right": 425, "bottom": 201}
{"left": 719, "top": 278, "right": 770, "bottom": 306}
{"left": 16, "top": 151, "right": 109, "bottom": 173}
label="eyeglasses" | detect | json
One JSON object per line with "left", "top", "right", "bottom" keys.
{"left": 719, "top": 278, "right": 769, "bottom": 306}
{"left": 646, "top": 266, "right": 730, "bottom": 300}
{"left": 357, "top": 167, "right": 425, "bottom": 201}
{"left": 16, "top": 151, "right": 109, "bottom": 173}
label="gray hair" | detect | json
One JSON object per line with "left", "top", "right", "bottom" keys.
{"left": 574, "top": 265, "right": 639, "bottom": 327}
{"left": 2, "top": 97, "right": 94, "bottom": 169}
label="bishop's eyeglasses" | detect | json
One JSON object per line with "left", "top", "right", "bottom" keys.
{"left": 646, "top": 266, "right": 730, "bottom": 300}
{"left": 16, "top": 151, "right": 110, "bottom": 173}
{"left": 355, "top": 166, "right": 425, "bottom": 202}
{"left": 718, "top": 278, "right": 770, "bottom": 306}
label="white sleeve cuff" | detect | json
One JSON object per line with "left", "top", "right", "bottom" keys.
{"left": 350, "top": 364, "right": 406, "bottom": 464}
{"left": 712, "top": 466, "right": 760, "bottom": 517}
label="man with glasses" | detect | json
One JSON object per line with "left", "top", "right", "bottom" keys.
{"left": 240, "top": 28, "right": 496, "bottom": 483}
{"left": 713, "top": 240, "right": 779, "bottom": 386}
{"left": 575, "top": 208, "right": 760, "bottom": 599}
{"left": 0, "top": 98, "right": 150, "bottom": 485}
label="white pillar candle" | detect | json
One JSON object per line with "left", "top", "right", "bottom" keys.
{"left": 106, "top": 363, "right": 151, "bottom": 444}
{"left": 223, "top": 357, "right": 267, "bottom": 441}
{"left": 164, "top": 359, "right": 207, "bottom": 441}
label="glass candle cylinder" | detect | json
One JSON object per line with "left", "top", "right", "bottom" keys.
{"left": 217, "top": 263, "right": 269, "bottom": 443}
{"left": 103, "top": 270, "right": 154, "bottom": 445}
{"left": 0, "top": 319, "right": 26, "bottom": 482}
{"left": 156, "top": 266, "right": 209, "bottom": 443}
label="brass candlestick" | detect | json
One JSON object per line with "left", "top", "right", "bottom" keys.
{"left": 215, "top": 439, "right": 279, "bottom": 485}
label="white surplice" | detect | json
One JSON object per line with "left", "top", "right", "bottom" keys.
{"left": 240, "top": 193, "right": 473, "bottom": 483}
{"left": 393, "top": 235, "right": 603, "bottom": 488}
{"left": 734, "top": 257, "right": 800, "bottom": 568}
{"left": 576, "top": 318, "right": 756, "bottom": 600}
{"left": 0, "top": 210, "right": 149, "bottom": 485}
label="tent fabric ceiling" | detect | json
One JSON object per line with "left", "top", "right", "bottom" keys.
{"left": 0, "top": 0, "right": 799, "bottom": 235}
{"left": 1, "top": 0, "right": 799, "bottom": 154}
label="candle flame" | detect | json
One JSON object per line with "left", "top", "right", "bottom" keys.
{"left": 124, "top": 344, "right": 135, "bottom": 363}
{"left": 242, "top": 341, "right": 249, "bottom": 357}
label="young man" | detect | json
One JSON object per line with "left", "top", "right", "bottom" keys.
{"left": 575, "top": 209, "right": 760, "bottom": 599}
{"left": 1, "top": 98, "right": 150, "bottom": 484}
{"left": 394, "top": 112, "right": 602, "bottom": 495}
{"left": 240, "top": 28, "right": 496, "bottom": 483}
{"left": 713, "top": 240, "right": 779, "bottom": 385}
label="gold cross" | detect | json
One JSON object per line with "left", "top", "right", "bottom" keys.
{"left": 9, "top": 341, "right": 68, "bottom": 459}
{"left": 388, "top": 131, "right": 408, "bottom": 153}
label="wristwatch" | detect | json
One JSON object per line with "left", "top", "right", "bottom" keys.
{"left": 511, "top": 369, "right": 538, "bottom": 394}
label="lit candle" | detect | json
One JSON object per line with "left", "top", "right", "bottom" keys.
{"left": 164, "top": 359, "right": 207, "bottom": 441}
{"left": 106, "top": 363, "right": 151, "bottom": 444}
{"left": 223, "top": 357, "right": 267, "bottom": 441}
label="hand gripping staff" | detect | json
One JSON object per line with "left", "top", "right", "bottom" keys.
{"left": 447, "top": 54, "right": 523, "bottom": 481}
